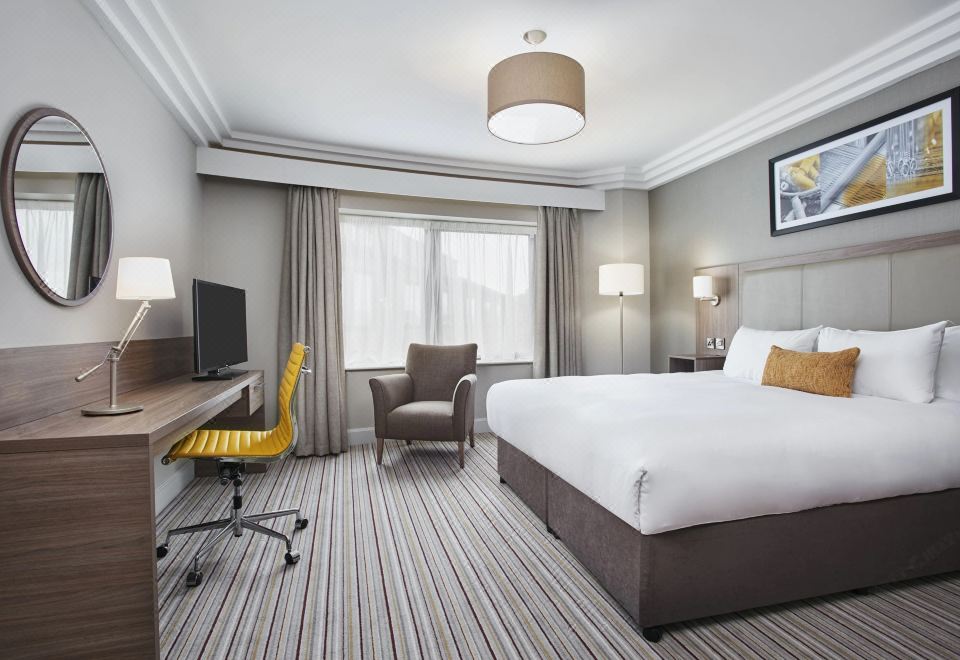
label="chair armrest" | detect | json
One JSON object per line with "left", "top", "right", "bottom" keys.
{"left": 369, "top": 373, "right": 414, "bottom": 438}
{"left": 452, "top": 374, "right": 477, "bottom": 441}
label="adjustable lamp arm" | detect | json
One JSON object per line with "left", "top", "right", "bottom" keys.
{"left": 76, "top": 300, "right": 151, "bottom": 382}
{"left": 114, "top": 300, "right": 151, "bottom": 357}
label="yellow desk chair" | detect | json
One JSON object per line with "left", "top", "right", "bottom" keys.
{"left": 157, "top": 343, "right": 311, "bottom": 587}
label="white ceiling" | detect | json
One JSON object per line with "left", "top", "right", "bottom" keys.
{"left": 86, "top": 0, "right": 960, "bottom": 187}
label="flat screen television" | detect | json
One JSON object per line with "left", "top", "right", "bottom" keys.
{"left": 192, "top": 279, "right": 248, "bottom": 380}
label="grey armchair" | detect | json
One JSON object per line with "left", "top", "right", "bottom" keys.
{"left": 369, "top": 343, "right": 478, "bottom": 468}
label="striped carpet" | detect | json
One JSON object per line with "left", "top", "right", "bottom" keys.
{"left": 158, "top": 433, "right": 960, "bottom": 658}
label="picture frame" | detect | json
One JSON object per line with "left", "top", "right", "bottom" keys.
{"left": 769, "top": 87, "right": 960, "bottom": 236}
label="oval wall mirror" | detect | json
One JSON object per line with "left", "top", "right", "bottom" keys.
{"left": 1, "top": 108, "right": 113, "bottom": 306}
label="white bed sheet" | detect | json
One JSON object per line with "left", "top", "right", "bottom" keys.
{"left": 486, "top": 371, "right": 960, "bottom": 534}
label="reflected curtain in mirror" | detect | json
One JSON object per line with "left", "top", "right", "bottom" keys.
{"left": 15, "top": 200, "right": 73, "bottom": 297}
{"left": 68, "top": 173, "right": 110, "bottom": 298}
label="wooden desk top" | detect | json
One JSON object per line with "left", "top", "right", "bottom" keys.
{"left": 0, "top": 370, "right": 263, "bottom": 454}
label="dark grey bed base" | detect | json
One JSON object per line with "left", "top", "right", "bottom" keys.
{"left": 497, "top": 436, "right": 960, "bottom": 641}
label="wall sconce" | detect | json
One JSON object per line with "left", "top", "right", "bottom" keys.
{"left": 693, "top": 275, "right": 720, "bottom": 306}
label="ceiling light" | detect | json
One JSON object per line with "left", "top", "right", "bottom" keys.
{"left": 487, "top": 30, "right": 585, "bottom": 145}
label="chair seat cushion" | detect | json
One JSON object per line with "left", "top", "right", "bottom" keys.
{"left": 387, "top": 400, "right": 455, "bottom": 442}
{"left": 165, "top": 428, "right": 290, "bottom": 462}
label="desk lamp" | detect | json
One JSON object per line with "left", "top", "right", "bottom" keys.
{"left": 75, "top": 257, "right": 176, "bottom": 415}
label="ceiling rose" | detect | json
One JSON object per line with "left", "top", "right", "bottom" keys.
{"left": 487, "top": 31, "right": 585, "bottom": 145}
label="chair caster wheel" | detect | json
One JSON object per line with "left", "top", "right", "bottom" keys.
{"left": 295, "top": 518, "right": 309, "bottom": 530}
{"left": 156, "top": 544, "right": 168, "bottom": 559}
{"left": 285, "top": 551, "right": 301, "bottom": 565}
{"left": 642, "top": 626, "right": 663, "bottom": 643}
{"left": 186, "top": 570, "right": 203, "bottom": 587}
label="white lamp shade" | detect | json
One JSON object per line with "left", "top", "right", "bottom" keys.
{"left": 692, "top": 275, "right": 714, "bottom": 299}
{"left": 599, "top": 263, "right": 645, "bottom": 296}
{"left": 116, "top": 257, "right": 176, "bottom": 301}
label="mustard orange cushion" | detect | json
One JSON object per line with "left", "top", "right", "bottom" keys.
{"left": 761, "top": 345, "right": 860, "bottom": 398}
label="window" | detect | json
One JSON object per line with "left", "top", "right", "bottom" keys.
{"left": 340, "top": 213, "right": 535, "bottom": 368}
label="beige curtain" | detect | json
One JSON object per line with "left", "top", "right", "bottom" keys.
{"left": 279, "top": 186, "right": 347, "bottom": 456}
{"left": 68, "top": 173, "right": 110, "bottom": 298}
{"left": 534, "top": 206, "right": 582, "bottom": 378}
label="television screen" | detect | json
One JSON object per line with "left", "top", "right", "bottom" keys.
{"left": 192, "top": 279, "right": 248, "bottom": 375}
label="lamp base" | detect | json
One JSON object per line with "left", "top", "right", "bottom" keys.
{"left": 81, "top": 403, "right": 144, "bottom": 416}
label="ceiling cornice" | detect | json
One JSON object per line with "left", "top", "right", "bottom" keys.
{"left": 639, "top": 1, "right": 960, "bottom": 188}
{"left": 84, "top": 0, "right": 960, "bottom": 191}
{"left": 82, "top": 0, "right": 229, "bottom": 145}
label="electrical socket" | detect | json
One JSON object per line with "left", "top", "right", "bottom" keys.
{"left": 705, "top": 337, "right": 715, "bottom": 349}
{"left": 716, "top": 338, "right": 725, "bottom": 350}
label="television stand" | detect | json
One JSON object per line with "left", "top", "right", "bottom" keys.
{"left": 193, "top": 367, "right": 248, "bottom": 381}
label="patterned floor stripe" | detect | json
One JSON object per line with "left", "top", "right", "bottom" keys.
{"left": 157, "top": 433, "right": 960, "bottom": 659}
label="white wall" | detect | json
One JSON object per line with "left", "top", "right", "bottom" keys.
{"left": 581, "top": 189, "right": 651, "bottom": 375}
{"left": 199, "top": 178, "right": 537, "bottom": 438}
{"left": 0, "top": 1, "right": 201, "bottom": 348}
{"left": 0, "top": 1, "right": 203, "bottom": 512}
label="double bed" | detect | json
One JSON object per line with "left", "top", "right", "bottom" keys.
{"left": 489, "top": 232, "right": 960, "bottom": 641}
{"left": 489, "top": 372, "right": 960, "bottom": 641}
{"left": 489, "top": 371, "right": 960, "bottom": 536}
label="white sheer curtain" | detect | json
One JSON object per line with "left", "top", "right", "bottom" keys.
{"left": 438, "top": 226, "right": 534, "bottom": 362}
{"left": 15, "top": 200, "right": 74, "bottom": 297}
{"left": 340, "top": 213, "right": 535, "bottom": 368}
{"left": 341, "top": 215, "right": 429, "bottom": 367}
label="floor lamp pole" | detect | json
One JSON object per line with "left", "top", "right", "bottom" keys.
{"left": 619, "top": 292, "right": 624, "bottom": 375}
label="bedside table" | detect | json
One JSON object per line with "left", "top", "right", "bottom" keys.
{"left": 668, "top": 354, "right": 726, "bottom": 373}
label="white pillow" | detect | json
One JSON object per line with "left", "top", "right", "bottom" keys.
{"left": 817, "top": 322, "right": 948, "bottom": 403}
{"left": 935, "top": 325, "right": 960, "bottom": 401}
{"left": 723, "top": 326, "right": 822, "bottom": 382}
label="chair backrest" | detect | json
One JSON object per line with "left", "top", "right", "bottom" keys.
{"left": 405, "top": 343, "right": 477, "bottom": 402}
{"left": 275, "top": 342, "right": 310, "bottom": 451}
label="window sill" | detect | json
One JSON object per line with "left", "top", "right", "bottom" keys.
{"left": 345, "top": 359, "right": 533, "bottom": 373}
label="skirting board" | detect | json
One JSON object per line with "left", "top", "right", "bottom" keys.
{"left": 154, "top": 460, "right": 194, "bottom": 515}
{"left": 348, "top": 418, "right": 491, "bottom": 446}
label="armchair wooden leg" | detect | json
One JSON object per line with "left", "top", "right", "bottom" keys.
{"left": 457, "top": 440, "right": 464, "bottom": 468}
{"left": 376, "top": 437, "right": 384, "bottom": 465}
{"left": 469, "top": 428, "right": 475, "bottom": 448}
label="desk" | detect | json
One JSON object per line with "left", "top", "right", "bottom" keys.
{"left": 0, "top": 370, "right": 264, "bottom": 658}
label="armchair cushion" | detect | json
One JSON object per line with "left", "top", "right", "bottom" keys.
{"left": 387, "top": 401, "right": 455, "bottom": 442}
{"left": 406, "top": 343, "right": 477, "bottom": 401}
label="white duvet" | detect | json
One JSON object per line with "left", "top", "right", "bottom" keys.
{"left": 486, "top": 371, "right": 960, "bottom": 534}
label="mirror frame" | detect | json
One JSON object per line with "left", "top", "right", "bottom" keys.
{"left": 1, "top": 107, "right": 114, "bottom": 306}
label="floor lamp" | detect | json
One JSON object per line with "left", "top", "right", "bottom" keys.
{"left": 599, "top": 263, "right": 645, "bottom": 374}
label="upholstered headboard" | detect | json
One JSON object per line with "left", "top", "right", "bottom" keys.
{"left": 696, "top": 230, "right": 960, "bottom": 356}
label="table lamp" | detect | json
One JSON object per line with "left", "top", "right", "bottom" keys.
{"left": 599, "top": 263, "right": 645, "bottom": 374}
{"left": 76, "top": 257, "right": 176, "bottom": 415}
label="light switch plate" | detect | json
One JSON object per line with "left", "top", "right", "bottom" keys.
{"left": 705, "top": 338, "right": 715, "bottom": 349}
{"left": 716, "top": 338, "right": 725, "bottom": 350}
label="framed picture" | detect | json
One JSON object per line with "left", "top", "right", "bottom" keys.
{"left": 769, "top": 88, "right": 960, "bottom": 236}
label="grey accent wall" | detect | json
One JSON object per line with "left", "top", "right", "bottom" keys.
{"left": 199, "top": 179, "right": 537, "bottom": 435}
{"left": 649, "top": 57, "right": 960, "bottom": 373}
{"left": 0, "top": 1, "right": 202, "bottom": 349}
{"left": 580, "top": 189, "right": 651, "bottom": 375}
